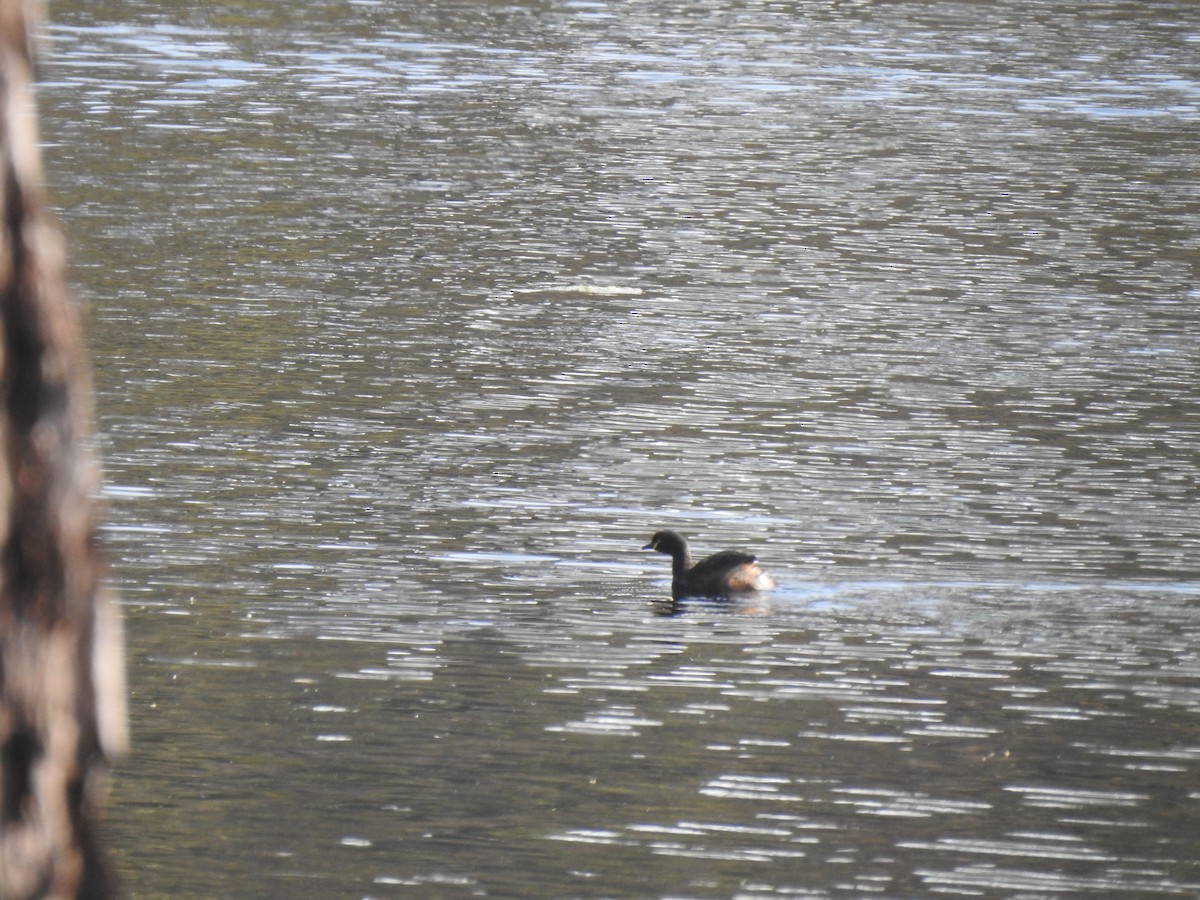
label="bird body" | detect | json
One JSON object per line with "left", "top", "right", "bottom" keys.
{"left": 644, "top": 530, "right": 775, "bottom": 600}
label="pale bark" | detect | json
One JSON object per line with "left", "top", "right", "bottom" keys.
{"left": 0, "top": 1, "right": 126, "bottom": 897}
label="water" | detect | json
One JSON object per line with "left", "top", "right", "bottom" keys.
{"left": 38, "top": 0, "right": 1200, "bottom": 896}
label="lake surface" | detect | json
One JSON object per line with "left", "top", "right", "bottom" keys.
{"left": 39, "top": 0, "right": 1200, "bottom": 896}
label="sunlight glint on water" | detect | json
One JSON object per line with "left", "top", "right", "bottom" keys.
{"left": 38, "top": 0, "right": 1200, "bottom": 895}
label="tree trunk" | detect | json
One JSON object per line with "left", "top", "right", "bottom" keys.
{"left": 0, "top": 1, "right": 127, "bottom": 897}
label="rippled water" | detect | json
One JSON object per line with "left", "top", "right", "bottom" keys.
{"left": 39, "top": 0, "right": 1200, "bottom": 896}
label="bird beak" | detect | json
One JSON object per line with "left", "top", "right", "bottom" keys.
{"left": 642, "top": 541, "right": 655, "bottom": 550}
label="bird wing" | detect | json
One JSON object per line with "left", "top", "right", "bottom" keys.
{"left": 688, "top": 550, "right": 758, "bottom": 579}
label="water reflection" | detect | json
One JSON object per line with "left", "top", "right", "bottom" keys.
{"left": 38, "top": 0, "right": 1200, "bottom": 895}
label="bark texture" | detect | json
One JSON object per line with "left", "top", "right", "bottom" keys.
{"left": 0, "top": 1, "right": 126, "bottom": 897}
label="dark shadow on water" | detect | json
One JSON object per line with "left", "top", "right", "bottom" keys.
{"left": 651, "top": 592, "right": 774, "bottom": 617}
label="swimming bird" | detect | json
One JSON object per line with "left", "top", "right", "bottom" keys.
{"left": 643, "top": 530, "right": 775, "bottom": 600}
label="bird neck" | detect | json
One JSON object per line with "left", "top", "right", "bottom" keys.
{"left": 671, "top": 548, "right": 693, "bottom": 578}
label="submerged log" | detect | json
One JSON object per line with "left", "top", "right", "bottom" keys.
{"left": 0, "top": 1, "right": 126, "bottom": 897}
